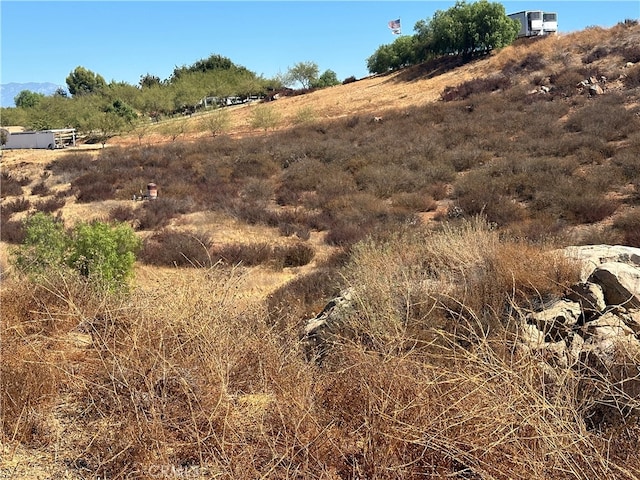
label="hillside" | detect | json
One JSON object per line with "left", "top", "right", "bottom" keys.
{"left": 1, "top": 22, "right": 640, "bottom": 479}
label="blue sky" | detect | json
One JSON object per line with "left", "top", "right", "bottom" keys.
{"left": 1, "top": 1, "right": 639, "bottom": 88}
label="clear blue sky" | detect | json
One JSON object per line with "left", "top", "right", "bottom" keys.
{"left": 1, "top": 1, "right": 639, "bottom": 87}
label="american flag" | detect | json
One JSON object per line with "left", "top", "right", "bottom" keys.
{"left": 388, "top": 18, "right": 401, "bottom": 35}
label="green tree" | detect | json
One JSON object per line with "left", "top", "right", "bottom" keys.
{"left": 0, "top": 106, "right": 29, "bottom": 128}
{"left": 95, "top": 111, "right": 126, "bottom": 147}
{"left": 66, "top": 66, "right": 107, "bottom": 96}
{"left": 366, "top": 36, "right": 417, "bottom": 74}
{"left": 139, "top": 73, "right": 162, "bottom": 88}
{"left": 313, "top": 69, "right": 340, "bottom": 88}
{"left": 53, "top": 87, "right": 68, "bottom": 98}
{"left": 367, "top": 44, "right": 400, "bottom": 74}
{"left": 104, "top": 99, "right": 137, "bottom": 124}
{"left": 285, "top": 61, "right": 319, "bottom": 89}
{"left": 423, "top": 0, "right": 519, "bottom": 57}
{"left": 14, "top": 90, "right": 45, "bottom": 108}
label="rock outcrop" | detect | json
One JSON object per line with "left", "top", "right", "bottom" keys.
{"left": 303, "top": 245, "right": 640, "bottom": 422}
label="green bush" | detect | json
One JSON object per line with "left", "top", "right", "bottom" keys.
{"left": 13, "top": 212, "right": 141, "bottom": 290}
{"left": 68, "top": 221, "right": 141, "bottom": 287}
{"left": 13, "top": 212, "right": 68, "bottom": 273}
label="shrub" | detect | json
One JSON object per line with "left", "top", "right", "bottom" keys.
{"left": 137, "top": 198, "right": 191, "bottom": 230}
{"left": 249, "top": 105, "right": 281, "bottom": 131}
{"left": 67, "top": 221, "right": 141, "bottom": 288}
{"left": 565, "top": 95, "right": 639, "bottom": 141}
{"left": 272, "top": 242, "right": 315, "bottom": 268}
{"left": 501, "top": 52, "right": 546, "bottom": 74}
{"left": 1, "top": 171, "right": 29, "bottom": 198}
{"left": 582, "top": 46, "right": 609, "bottom": 64}
{"left": 211, "top": 242, "right": 273, "bottom": 266}
{"left": 266, "top": 269, "right": 343, "bottom": 328}
{"left": 139, "top": 230, "right": 212, "bottom": 267}
{"left": 292, "top": 106, "right": 317, "bottom": 125}
{"left": 549, "top": 69, "right": 584, "bottom": 97}
{"left": 3, "top": 197, "right": 30, "bottom": 215}
{"left": 623, "top": 63, "right": 640, "bottom": 88}
{"left": 34, "top": 197, "right": 66, "bottom": 214}
{"left": 12, "top": 212, "right": 141, "bottom": 290}
{"left": 109, "top": 204, "right": 136, "bottom": 223}
{"left": 441, "top": 75, "right": 511, "bottom": 101}
{"left": 562, "top": 190, "right": 619, "bottom": 224}
{"left": 0, "top": 219, "right": 26, "bottom": 243}
{"left": 611, "top": 209, "right": 640, "bottom": 247}
{"left": 31, "top": 181, "right": 51, "bottom": 197}
{"left": 13, "top": 212, "right": 68, "bottom": 273}
{"left": 72, "top": 172, "right": 116, "bottom": 202}
{"left": 391, "top": 192, "right": 438, "bottom": 212}
{"left": 200, "top": 108, "right": 231, "bottom": 137}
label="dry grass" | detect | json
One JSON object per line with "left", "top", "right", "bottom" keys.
{"left": 2, "top": 220, "right": 638, "bottom": 479}
{"left": 2, "top": 22, "right": 640, "bottom": 478}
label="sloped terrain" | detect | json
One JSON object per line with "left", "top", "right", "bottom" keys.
{"left": 2, "top": 22, "right": 640, "bottom": 479}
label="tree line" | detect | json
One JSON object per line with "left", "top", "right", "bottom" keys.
{"left": 1, "top": 1, "right": 519, "bottom": 140}
{"left": 1, "top": 54, "right": 340, "bottom": 141}
{"left": 367, "top": 0, "right": 520, "bottom": 74}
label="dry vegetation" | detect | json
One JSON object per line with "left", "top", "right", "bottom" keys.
{"left": 2, "top": 22, "right": 640, "bottom": 479}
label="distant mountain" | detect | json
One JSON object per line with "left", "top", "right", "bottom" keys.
{"left": 1, "top": 82, "right": 66, "bottom": 107}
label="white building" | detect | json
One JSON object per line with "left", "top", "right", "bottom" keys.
{"left": 508, "top": 11, "right": 558, "bottom": 38}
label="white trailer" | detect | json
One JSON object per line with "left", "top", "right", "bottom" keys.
{"left": 508, "top": 10, "right": 557, "bottom": 38}
{"left": 2, "top": 128, "right": 76, "bottom": 150}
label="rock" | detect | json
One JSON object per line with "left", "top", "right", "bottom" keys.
{"left": 526, "top": 299, "right": 581, "bottom": 340}
{"left": 588, "top": 262, "right": 640, "bottom": 308}
{"left": 302, "top": 288, "right": 356, "bottom": 361}
{"left": 619, "top": 308, "right": 640, "bottom": 335}
{"left": 563, "top": 245, "right": 640, "bottom": 281}
{"left": 566, "top": 282, "right": 606, "bottom": 319}
{"left": 589, "top": 84, "right": 604, "bottom": 96}
{"left": 521, "top": 323, "right": 546, "bottom": 349}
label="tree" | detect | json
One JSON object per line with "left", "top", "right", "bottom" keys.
{"left": 53, "top": 87, "right": 68, "bottom": 98}
{"left": 87, "top": 111, "right": 127, "bottom": 148}
{"left": 14, "top": 90, "right": 45, "bottom": 108}
{"left": 139, "top": 73, "right": 161, "bottom": 89}
{"left": 367, "top": 0, "right": 519, "bottom": 74}
{"left": 104, "top": 99, "right": 137, "bottom": 124}
{"left": 366, "top": 36, "right": 417, "bottom": 74}
{"left": 313, "top": 69, "right": 340, "bottom": 88}
{"left": 367, "top": 44, "right": 398, "bottom": 74}
{"left": 66, "top": 66, "right": 106, "bottom": 96}
{"left": 423, "top": 1, "right": 519, "bottom": 57}
{"left": 285, "top": 62, "right": 319, "bottom": 89}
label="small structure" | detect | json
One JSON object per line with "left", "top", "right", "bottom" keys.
{"left": 133, "top": 183, "right": 158, "bottom": 201}
{"left": 1, "top": 128, "right": 76, "bottom": 150}
{"left": 508, "top": 10, "right": 558, "bottom": 38}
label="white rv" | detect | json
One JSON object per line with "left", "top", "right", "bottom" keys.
{"left": 508, "top": 10, "right": 558, "bottom": 38}
{"left": 1, "top": 128, "right": 76, "bottom": 150}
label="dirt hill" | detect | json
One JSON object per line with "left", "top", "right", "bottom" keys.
{"left": 2, "top": 22, "right": 640, "bottom": 479}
